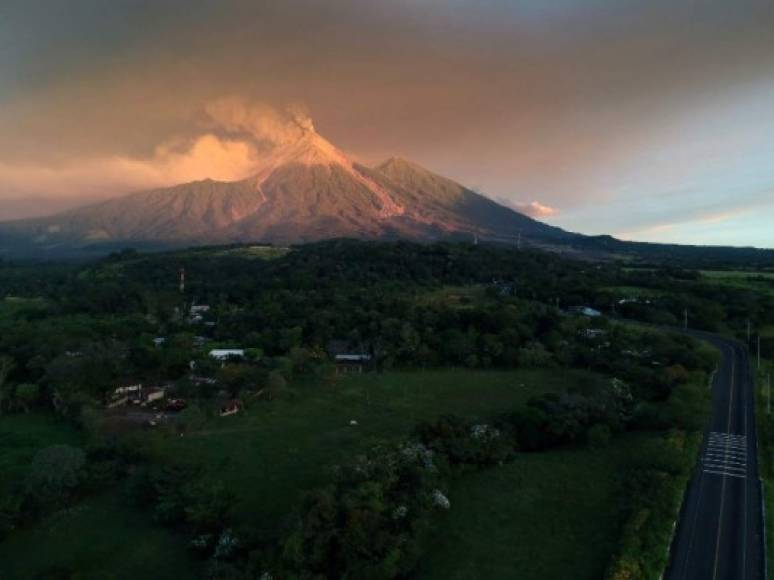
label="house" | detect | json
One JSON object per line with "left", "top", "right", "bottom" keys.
{"left": 618, "top": 298, "right": 652, "bottom": 306}
{"left": 220, "top": 400, "right": 242, "bottom": 417}
{"left": 189, "top": 305, "right": 211, "bottom": 324}
{"left": 190, "top": 375, "right": 217, "bottom": 386}
{"left": 108, "top": 382, "right": 169, "bottom": 408}
{"left": 327, "top": 340, "right": 372, "bottom": 374}
{"left": 570, "top": 306, "right": 602, "bottom": 317}
{"left": 580, "top": 328, "right": 607, "bottom": 339}
{"left": 114, "top": 382, "right": 143, "bottom": 396}
{"left": 107, "top": 395, "right": 129, "bottom": 409}
{"left": 152, "top": 337, "right": 167, "bottom": 347}
{"left": 143, "top": 386, "right": 166, "bottom": 404}
{"left": 107, "top": 382, "right": 142, "bottom": 407}
{"left": 209, "top": 349, "right": 246, "bottom": 361}
{"left": 165, "top": 398, "right": 187, "bottom": 412}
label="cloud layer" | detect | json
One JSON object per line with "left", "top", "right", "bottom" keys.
{"left": 0, "top": 97, "right": 319, "bottom": 202}
{"left": 1, "top": 1, "right": 773, "bottom": 245}
{"left": 494, "top": 197, "right": 557, "bottom": 219}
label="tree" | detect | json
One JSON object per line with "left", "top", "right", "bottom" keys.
{"left": 178, "top": 404, "right": 207, "bottom": 433}
{"left": 0, "top": 356, "right": 15, "bottom": 415}
{"left": 265, "top": 370, "right": 287, "bottom": 399}
{"left": 14, "top": 383, "right": 39, "bottom": 413}
{"left": 26, "top": 445, "right": 86, "bottom": 504}
{"left": 184, "top": 480, "right": 235, "bottom": 533}
{"left": 587, "top": 424, "right": 612, "bottom": 448}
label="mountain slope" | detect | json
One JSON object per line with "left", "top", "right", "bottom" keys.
{"left": 369, "top": 157, "right": 573, "bottom": 240}
{"left": 0, "top": 126, "right": 576, "bottom": 254}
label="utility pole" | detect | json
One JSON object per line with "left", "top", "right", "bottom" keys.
{"left": 758, "top": 335, "right": 763, "bottom": 371}
{"left": 768, "top": 373, "right": 771, "bottom": 416}
{"left": 179, "top": 267, "right": 186, "bottom": 294}
{"left": 683, "top": 308, "right": 688, "bottom": 331}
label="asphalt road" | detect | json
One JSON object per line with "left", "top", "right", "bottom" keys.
{"left": 665, "top": 333, "right": 765, "bottom": 580}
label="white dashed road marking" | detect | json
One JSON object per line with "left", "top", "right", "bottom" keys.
{"left": 702, "top": 432, "right": 747, "bottom": 479}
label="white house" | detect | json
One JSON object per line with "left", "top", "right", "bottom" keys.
{"left": 144, "top": 387, "right": 166, "bottom": 403}
{"left": 334, "top": 354, "right": 372, "bottom": 362}
{"left": 209, "top": 349, "right": 246, "bottom": 361}
{"left": 114, "top": 383, "right": 142, "bottom": 396}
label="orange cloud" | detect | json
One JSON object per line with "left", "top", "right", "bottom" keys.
{"left": 492, "top": 196, "right": 558, "bottom": 219}
{"left": 0, "top": 133, "right": 259, "bottom": 200}
{"left": 203, "top": 96, "right": 314, "bottom": 147}
{"left": 0, "top": 99, "right": 311, "bottom": 202}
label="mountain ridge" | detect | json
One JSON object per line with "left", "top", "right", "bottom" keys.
{"left": 0, "top": 125, "right": 575, "bottom": 255}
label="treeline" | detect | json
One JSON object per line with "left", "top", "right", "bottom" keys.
{"left": 608, "top": 267, "right": 774, "bottom": 336}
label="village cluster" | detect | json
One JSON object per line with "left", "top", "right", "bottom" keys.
{"left": 103, "top": 303, "right": 374, "bottom": 428}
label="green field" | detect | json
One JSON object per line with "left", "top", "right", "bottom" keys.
{"left": 417, "top": 441, "right": 631, "bottom": 580}
{"left": 701, "top": 270, "right": 774, "bottom": 279}
{"left": 0, "top": 297, "right": 48, "bottom": 322}
{"left": 0, "top": 414, "right": 196, "bottom": 580}
{"left": 1, "top": 368, "right": 705, "bottom": 579}
{"left": 0, "top": 493, "right": 199, "bottom": 580}
{"left": 602, "top": 285, "right": 671, "bottom": 298}
{"left": 145, "top": 369, "right": 583, "bottom": 536}
{"left": 0, "top": 414, "right": 82, "bottom": 496}
{"left": 212, "top": 245, "right": 292, "bottom": 260}
{"left": 700, "top": 270, "right": 774, "bottom": 297}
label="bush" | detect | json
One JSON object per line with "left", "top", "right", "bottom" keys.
{"left": 0, "top": 492, "right": 23, "bottom": 539}
{"left": 587, "top": 424, "right": 612, "bottom": 448}
{"left": 279, "top": 443, "right": 442, "bottom": 579}
{"left": 25, "top": 444, "right": 86, "bottom": 506}
{"left": 415, "top": 415, "right": 512, "bottom": 467}
{"left": 178, "top": 404, "right": 207, "bottom": 432}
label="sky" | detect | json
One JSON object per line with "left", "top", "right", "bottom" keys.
{"left": 1, "top": 0, "right": 773, "bottom": 247}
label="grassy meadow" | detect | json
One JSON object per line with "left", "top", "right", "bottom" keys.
{"left": 417, "top": 380, "right": 709, "bottom": 580}
{"left": 143, "top": 369, "right": 582, "bottom": 537}
{"left": 0, "top": 362, "right": 711, "bottom": 579}
{"left": 0, "top": 414, "right": 196, "bottom": 580}
{"left": 0, "top": 414, "right": 82, "bottom": 496}
{"left": 417, "top": 442, "right": 627, "bottom": 580}
{"left": 0, "top": 493, "right": 199, "bottom": 580}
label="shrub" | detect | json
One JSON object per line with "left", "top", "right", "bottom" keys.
{"left": 279, "top": 444, "right": 442, "bottom": 579}
{"left": 415, "top": 415, "right": 512, "bottom": 466}
{"left": 25, "top": 444, "right": 86, "bottom": 506}
{"left": 587, "top": 424, "right": 612, "bottom": 448}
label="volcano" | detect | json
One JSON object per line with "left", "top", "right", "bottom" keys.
{"left": 0, "top": 124, "right": 576, "bottom": 254}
